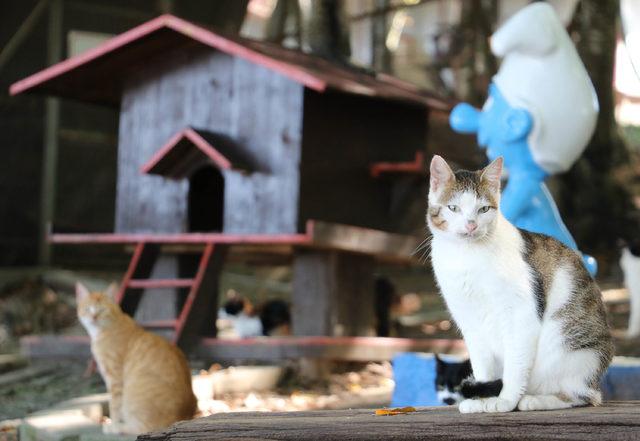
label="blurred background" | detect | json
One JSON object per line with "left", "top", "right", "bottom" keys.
{"left": 2, "top": 0, "right": 640, "bottom": 433}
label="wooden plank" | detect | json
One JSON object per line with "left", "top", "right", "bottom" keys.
{"left": 138, "top": 402, "right": 640, "bottom": 441}
{"left": 222, "top": 55, "right": 304, "bottom": 235}
{"left": 9, "top": 15, "right": 452, "bottom": 110}
{"left": 140, "top": 127, "right": 251, "bottom": 178}
{"left": 127, "top": 279, "right": 194, "bottom": 289}
{"left": 309, "top": 221, "right": 421, "bottom": 261}
{"left": 49, "top": 232, "right": 312, "bottom": 244}
{"left": 370, "top": 152, "right": 426, "bottom": 178}
{"left": 118, "top": 244, "right": 160, "bottom": 316}
{"left": 195, "top": 336, "right": 465, "bottom": 363}
{"left": 20, "top": 335, "right": 465, "bottom": 362}
{"left": 48, "top": 221, "right": 421, "bottom": 262}
{"left": 175, "top": 244, "right": 228, "bottom": 350}
{"left": 21, "top": 335, "right": 93, "bottom": 359}
{"left": 141, "top": 320, "right": 177, "bottom": 329}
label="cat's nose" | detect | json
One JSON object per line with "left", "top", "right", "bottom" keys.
{"left": 444, "top": 398, "right": 456, "bottom": 405}
{"left": 466, "top": 221, "right": 477, "bottom": 232}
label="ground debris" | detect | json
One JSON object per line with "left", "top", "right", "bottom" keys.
{"left": 195, "top": 362, "right": 394, "bottom": 415}
{"left": 0, "top": 360, "right": 104, "bottom": 421}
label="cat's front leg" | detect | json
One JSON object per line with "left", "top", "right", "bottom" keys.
{"left": 464, "top": 332, "right": 498, "bottom": 382}
{"left": 458, "top": 332, "right": 502, "bottom": 414}
{"left": 487, "top": 307, "right": 539, "bottom": 413}
{"left": 107, "top": 378, "right": 124, "bottom": 427}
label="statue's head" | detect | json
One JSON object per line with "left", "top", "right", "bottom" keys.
{"left": 450, "top": 2, "right": 598, "bottom": 176}
{"left": 451, "top": 84, "right": 536, "bottom": 173}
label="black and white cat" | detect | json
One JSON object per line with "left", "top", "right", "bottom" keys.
{"left": 435, "top": 355, "right": 471, "bottom": 405}
{"left": 435, "top": 355, "right": 503, "bottom": 405}
{"left": 427, "top": 156, "right": 613, "bottom": 413}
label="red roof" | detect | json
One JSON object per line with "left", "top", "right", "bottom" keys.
{"left": 9, "top": 14, "right": 452, "bottom": 110}
{"left": 141, "top": 127, "right": 253, "bottom": 178}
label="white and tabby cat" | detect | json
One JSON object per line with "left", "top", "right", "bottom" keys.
{"left": 427, "top": 155, "right": 612, "bottom": 413}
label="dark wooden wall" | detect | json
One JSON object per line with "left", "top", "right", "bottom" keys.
{"left": 116, "top": 48, "right": 304, "bottom": 235}
{"left": 298, "top": 89, "right": 429, "bottom": 234}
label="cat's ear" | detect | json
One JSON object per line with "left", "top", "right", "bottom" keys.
{"left": 104, "top": 282, "right": 119, "bottom": 302}
{"left": 481, "top": 157, "right": 503, "bottom": 192}
{"left": 429, "top": 155, "right": 454, "bottom": 192}
{"left": 76, "top": 282, "right": 90, "bottom": 303}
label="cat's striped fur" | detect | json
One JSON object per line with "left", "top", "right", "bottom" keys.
{"left": 427, "top": 155, "right": 612, "bottom": 413}
{"left": 76, "top": 283, "right": 197, "bottom": 434}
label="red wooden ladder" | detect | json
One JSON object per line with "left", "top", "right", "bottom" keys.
{"left": 116, "top": 242, "right": 225, "bottom": 349}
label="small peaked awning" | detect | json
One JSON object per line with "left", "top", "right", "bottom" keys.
{"left": 141, "top": 128, "right": 253, "bottom": 179}
{"left": 9, "top": 14, "right": 452, "bottom": 111}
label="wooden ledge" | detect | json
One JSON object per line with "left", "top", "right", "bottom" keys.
{"left": 21, "top": 335, "right": 465, "bottom": 362}
{"left": 370, "top": 152, "right": 426, "bottom": 178}
{"left": 48, "top": 220, "right": 423, "bottom": 263}
{"left": 139, "top": 402, "right": 640, "bottom": 441}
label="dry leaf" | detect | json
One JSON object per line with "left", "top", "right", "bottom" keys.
{"left": 374, "top": 406, "right": 416, "bottom": 416}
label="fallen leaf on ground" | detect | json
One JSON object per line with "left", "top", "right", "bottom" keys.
{"left": 374, "top": 406, "right": 416, "bottom": 416}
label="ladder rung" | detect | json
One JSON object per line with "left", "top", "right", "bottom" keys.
{"left": 127, "top": 279, "right": 195, "bottom": 289}
{"left": 141, "top": 320, "right": 177, "bottom": 329}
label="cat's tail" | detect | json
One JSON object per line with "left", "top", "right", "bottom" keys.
{"left": 461, "top": 378, "right": 503, "bottom": 399}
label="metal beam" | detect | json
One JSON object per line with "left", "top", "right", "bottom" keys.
{"left": 0, "top": 0, "right": 49, "bottom": 73}
{"left": 38, "top": 0, "right": 63, "bottom": 265}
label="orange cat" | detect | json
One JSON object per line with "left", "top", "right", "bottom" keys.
{"left": 76, "top": 282, "right": 197, "bottom": 434}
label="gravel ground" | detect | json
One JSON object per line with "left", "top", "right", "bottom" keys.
{"left": 0, "top": 360, "right": 105, "bottom": 421}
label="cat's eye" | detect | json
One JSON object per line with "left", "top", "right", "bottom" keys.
{"left": 447, "top": 205, "right": 460, "bottom": 213}
{"left": 478, "top": 206, "right": 491, "bottom": 214}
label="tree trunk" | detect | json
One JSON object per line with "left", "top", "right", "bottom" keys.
{"left": 559, "top": 0, "right": 634, "bottom": 266}
{"left": 266, "top": 0, "right": 350, "bottom": 63}
{"left": 300, "top": 0, "right": 351, "bottom": 62}
{"left": 456, "top": 0, "right": 498, "bottom": 106}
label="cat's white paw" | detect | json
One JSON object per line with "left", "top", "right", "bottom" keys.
{"left": 459, "top": 397, "right": 516, "bottom": 413}
{"left": 102, "top": 422, "right": 122, "bottom": 434}
{"left": 458, "top": 399, "right": 484, "bottom": 413}
{"left": 517, "top": 395, "right": 540, "bottom": 411}
{"left": 481, "top": 397, "right": 516, "bottom": 413}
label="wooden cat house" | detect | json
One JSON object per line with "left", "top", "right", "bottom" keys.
{"left": 12, "top": 15, "right": 454, "bottom": 360}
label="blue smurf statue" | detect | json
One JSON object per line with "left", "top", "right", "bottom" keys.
{"left": 450, "top": 3, "right": 599, "bottom": 275}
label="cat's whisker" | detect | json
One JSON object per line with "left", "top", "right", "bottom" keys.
{"left": 411, "top": 236, "right": 430, "bottom": 256}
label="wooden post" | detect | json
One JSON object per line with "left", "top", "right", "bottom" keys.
{"left": 335, "top": 253, "right": 375, "bottom": 337}
{"left": 292, "top": 250, "right": 338, "bottom": 336}
{"left": 38, "top": 0, "right": 62, "bottom": 265}
{"left": 292, "top": 250, "right": 375, "bottom": 337}
{"left": 292, "top": 249, "right": 374, "bottom": 380}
